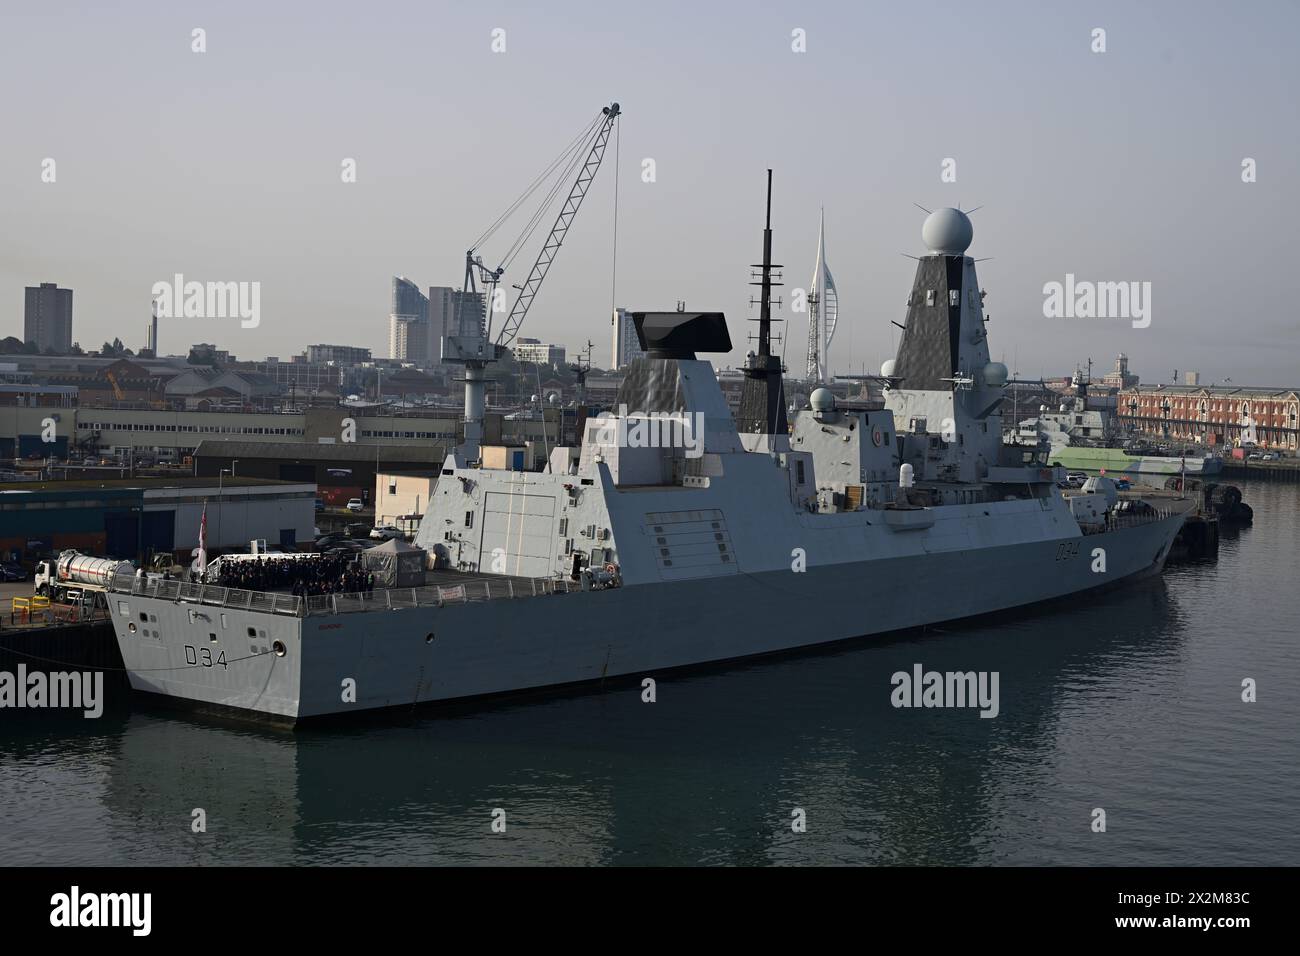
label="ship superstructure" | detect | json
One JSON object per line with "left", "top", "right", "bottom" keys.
{"left": 1007, "top": 366, "right": 1223, "bottom": 477}
{"left": 106, "top": 196, "right": 1188, "bottom": 723}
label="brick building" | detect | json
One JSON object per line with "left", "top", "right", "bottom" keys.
{"left": 1120, "top": 384, "right": 1300, "bottom": 451}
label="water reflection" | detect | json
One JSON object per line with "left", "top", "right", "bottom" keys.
{"left": 64, "top": 577, "right": 1193, "bottom": 865}
{"left": 6, "top": 481, "right": 1297, "bottom": 866}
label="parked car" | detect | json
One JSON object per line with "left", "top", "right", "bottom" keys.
{"left": 369, "top": 524, "right": 403, "bottom": 541}
{"left": 1114, "top": 477, "right": 1132, "bottom": 490}
{"left": 325, "top": 540, "right": 368, "bottom": 556}
{"left": 1247, "top": 452, "right": 1264, "bottom": 461}
{"left": 0, "top": 563, "right": 28, "bottom": 582}
{"left": 346, "top": 498, "right": 364, "bottom": 513}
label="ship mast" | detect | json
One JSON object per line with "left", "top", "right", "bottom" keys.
{"left": 737, "top": 170, "right": 788, "bottom": 442}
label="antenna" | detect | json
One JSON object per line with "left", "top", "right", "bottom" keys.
{"left": 739, "top": 170, "right": 788, "bottom": 440}
{"left": 755, "top": 169, "right": 777, "bottom": 358}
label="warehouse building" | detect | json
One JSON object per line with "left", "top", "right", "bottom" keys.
{"left": 192, "top": 440, "right": 447, "bottom": 509}
{"left": 0, "top": 476, "right": 314, "bottom": 567}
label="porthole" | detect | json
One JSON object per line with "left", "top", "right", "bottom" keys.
{"left": 425, "top": 633, "right": 435, "bottom": 644}
{"left": 248, "top": 626, "right": 257, "bottom": 638}
{"left": 272, "top": 641, "right": 287, "bottom": 658}
{"left": 128, "top": 622, "right": 137, "bottom": 634}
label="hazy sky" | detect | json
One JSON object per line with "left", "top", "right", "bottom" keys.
{"left": 3, "top": 0, "right": 1297, "bottom": 384}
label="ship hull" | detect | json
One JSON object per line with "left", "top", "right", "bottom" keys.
{"left": 1045, "top": 445, "right": 1222, "bottom": 477}
{"left": 109, "top": 511, "right": 1183, "bottom": 723}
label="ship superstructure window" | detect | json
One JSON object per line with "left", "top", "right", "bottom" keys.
{"left": 464, "top": 511, "right": 474, "bottom": 529}
{"left": 925, "top": 290, "right": 936, "bottom": 306}
{"left": 949, "top": 290, "right": 960, "bottom": 306}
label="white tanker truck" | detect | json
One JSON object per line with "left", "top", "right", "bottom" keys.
{"left": 34, "top": 550, "right": 135, "bottom": 605}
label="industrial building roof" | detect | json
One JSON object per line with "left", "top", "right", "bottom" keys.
{"left": 0, "top": 476, "right": 297, "bottom": 493}
{"left": 192, "top": 440, "right": 446, "bottom": 462}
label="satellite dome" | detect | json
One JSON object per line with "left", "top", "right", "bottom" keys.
{"left": 921, "top": 207, "right": 973, "bottom": 255}
{"left": 880, "top": 359, "right": 897, "bottom": 378}
{"left": 530, "top": 393, "right": 539, "bottom": 403}
{"left": 810, "top": 387, "right": 835, "bottom": 412}
{"left": 983, "top": 361, "right": 1008, "bottom": 387}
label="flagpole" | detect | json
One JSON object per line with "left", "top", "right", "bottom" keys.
{"left": 195, "top": 498, "right": 209, "bottom": 581}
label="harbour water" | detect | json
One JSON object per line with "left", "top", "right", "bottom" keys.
{"left": 2, "top": 479, "right": 1297, "bottom": 866}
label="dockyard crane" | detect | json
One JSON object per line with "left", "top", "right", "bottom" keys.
{"left": 445, "top": 102, "right": 621, "bottom": 458}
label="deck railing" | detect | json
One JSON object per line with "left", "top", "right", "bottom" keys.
{"left": 1079, "top": 507, "right": 1178, "bottom": 535}
{"left": 109, "top": 570, "right": 577, "bottom": 617}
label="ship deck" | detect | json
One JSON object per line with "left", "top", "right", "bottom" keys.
{"left": 108, "top": 568, "right": 579, "bottom": 618}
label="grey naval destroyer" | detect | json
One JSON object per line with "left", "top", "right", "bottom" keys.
{"left": 106, "top": 190, "right": 1188, "bottom": 724}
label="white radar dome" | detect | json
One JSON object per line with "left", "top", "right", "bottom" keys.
{"left": 810, "top": 387, "right": 835, "bottom": 412}
{"left": 983, "top": 361, "right": 1008, "bottom": 387}
{"left": 880, "top": 359, "right": 897, "bottom": 378}
{"left": 921, "top": 207, "right": 973, "bottom": 256}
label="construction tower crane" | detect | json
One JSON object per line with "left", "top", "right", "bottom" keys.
{"left": 445, "top": 102, "right": 621, "bottom": 460}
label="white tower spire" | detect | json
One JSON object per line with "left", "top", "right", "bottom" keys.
{"left": 804, "top": 209, "right": 839, "bottom": 383}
